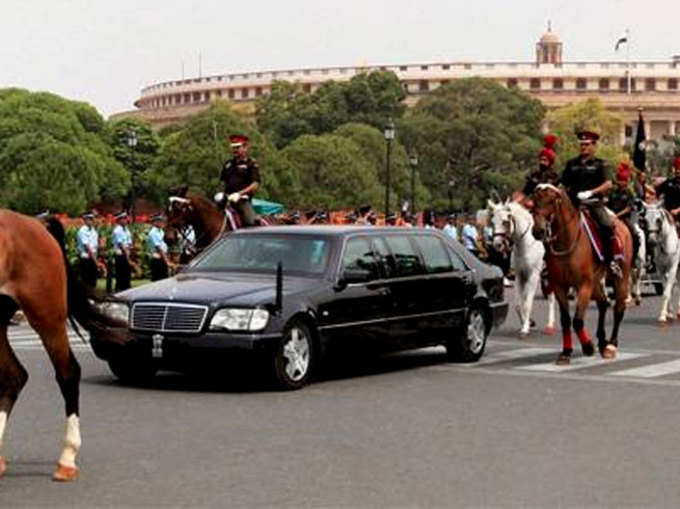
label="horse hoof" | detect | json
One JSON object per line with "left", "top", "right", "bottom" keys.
{"left": 0, "top": 456, "right": 6, "bottom": 478}
{"left": 519, "top": 331, "right": 530, "bottom": 340}
{"left": 555, "top": 354, "right": 571, "bottom": 365}
{"left": 542, "top": 325, "right": 556, "bottom": 336}
{"left": 582, "top": 342, "right": 595, "bottom": 357}
{"left": 53, "top": 463, "right": 79, "bottom": 482}
{"left": 602, "top": 345, "right": 618, "bottom": 360}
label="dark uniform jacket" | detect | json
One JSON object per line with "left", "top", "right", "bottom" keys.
{"left": 656, "top": 176, "right": 680, "bottom": 211}
{"left": 560, "top": 156, "right": 610, "bottom": 205}
{"left": 522, "top": 167, "right": 559, "bottom": 195}
{"left": 220, "top": 157, "right": 261, "bottom": 199}
{"left": 608, "top": 187, "right": 635, "bottom": 218}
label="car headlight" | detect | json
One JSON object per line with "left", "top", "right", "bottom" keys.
{"left": 100, "top": 302, "right": 130, "bottom": 324}
{"left": 209, "top": 308, "right": 269, "bottom": 332}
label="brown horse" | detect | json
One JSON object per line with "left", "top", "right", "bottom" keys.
{"left": 0, "top": 211, "right": 128, "bottom": 481}
{"left": 532, "top": 184, "right": 633, "bottom": 364}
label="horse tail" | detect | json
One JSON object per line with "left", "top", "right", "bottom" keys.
{"left": 44, "top": 217, "right": 131, "bottom": 345}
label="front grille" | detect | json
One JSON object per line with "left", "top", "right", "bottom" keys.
{"left": 131, "top": 303, "right": 208, "bottom": 333}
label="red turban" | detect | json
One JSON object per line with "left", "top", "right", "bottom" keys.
{"left": 538, "top": 134, "right": 558, "bottom": 165}
{"left": 616, "top": 162, "right": 632, "bottom": 182}
{"left": 673, "top": 157, "right": 680, "bottom": 170}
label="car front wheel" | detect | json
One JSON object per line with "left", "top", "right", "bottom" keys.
{"left": 446, "top": 306, "right": 488, "bottom": 363}
{"left": 272, "top": 320, "right": 315, "bottom": 390}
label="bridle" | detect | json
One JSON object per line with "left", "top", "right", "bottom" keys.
{"left": 166, "top": 196, "right": 228, "bottom": 253}
{"left": 492, "top": 208, "right": 532, "bottom": 253}
{"left": 533, "top": 189, "right": 581, "bottom": 257}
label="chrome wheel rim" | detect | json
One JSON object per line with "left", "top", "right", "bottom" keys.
{"left": 467, "top": 311, "right": 486, "bottom": 354}
{"left": 282, "top": 327, "right": 310, "bottom": 382}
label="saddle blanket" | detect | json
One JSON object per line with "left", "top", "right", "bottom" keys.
{"left": 580, "top": 211, "right": 623, "bottom": 263}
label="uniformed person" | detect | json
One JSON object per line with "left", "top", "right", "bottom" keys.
{"left": 608, "top": 162, "right": 639, "bottom": 262}
{"left": 656, "top": 157, "right": 680, "bottom": 217}
{"left": 111, "top": 211, "right": 133, "bottom": 291}
{"left": 76, "top": 211, "right": 99, "bottom": 288}
{"left": 218, "top": 134, "right": 261, "bottom": 227}
{"left": 560, "top": 130, "right": 620, "bottom": 276}
{"left": 147, "top": 213, "right": 171, "bottom": 281}
{"left": 519, "top": 134, "right": 560, "bottom": 203}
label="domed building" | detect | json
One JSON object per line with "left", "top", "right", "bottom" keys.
{"left": 114, "top": 25, "right": 680, "bottom": 144}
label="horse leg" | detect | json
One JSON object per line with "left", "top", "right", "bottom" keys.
{"left": 572, "top": 284, "right": 595, "bottom": 356}
{"left": 554, "top": 287, "right": 572, "bottom": 364}
{"left": 516, "top": 271, "right": 530, "bottom": 338}
{"left": 522, "top": 268, "right": 540, "bottom": 338}
{"left": 591, "top": 282, "right": 609, "bottom": 355}
{"left": 0, "top": 295, "right": 26, "bottom": 478}
{"left": 30, "top": 319, "right": 81, "bottom": 482}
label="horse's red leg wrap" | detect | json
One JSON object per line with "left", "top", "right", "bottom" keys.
{"left": 562, "top": 331, "right": 573, "bottom": 351}
{"left": 576, "top": 328, "right": 592, "bottom": 346}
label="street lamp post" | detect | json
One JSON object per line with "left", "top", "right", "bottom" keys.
{"left": 383, "top": 118, "right": 395, "bottom": 218}
{"left": 126, "top": 129, "right": 138, "bottom": 222}
{"left": 448, "top": 179, "right": 455, "bottom": 213}
{"left": 409, "top": 152, "right": 418, "bottom": 214}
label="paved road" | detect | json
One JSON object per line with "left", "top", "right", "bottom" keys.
{"left": 2, "top": 289, "right": 680, "bottom": 507}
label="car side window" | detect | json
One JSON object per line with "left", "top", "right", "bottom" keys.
{"left": 449, "top": 249, "right": 467, "bottom": 271}
{"left": 383, "top": 235, "right": 425, "bottom": 277}
{"left": 413, "top": 235, "right": 453, "bottom": 274}
{"left": 341, "top": 237, "right": 379, "bottom": 278}
{"left": 371, "top": 237, "right": 396, "bottom": 278}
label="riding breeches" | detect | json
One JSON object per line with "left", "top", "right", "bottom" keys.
{"left": 234, "top": 200, "right": 257, "bottom": 227}
{"left": 588, "top": 203, "right": 614, "bottom": 260}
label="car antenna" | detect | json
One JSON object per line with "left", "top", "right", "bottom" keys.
{"left": 273, "top": 261, "right": 283, "bottom": 314}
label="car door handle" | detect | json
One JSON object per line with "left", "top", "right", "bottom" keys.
{"left": 461, "top": 272, "right": 473, "bottom": 285}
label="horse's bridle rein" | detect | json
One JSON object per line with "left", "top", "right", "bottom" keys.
{"left": 166, "top": 196, "right": 227, "bottom": 254}
{"left": 534, "top": 191, "right": 582, "bottom": 257}
{"left": 492, "top": 210, "right": 532, "bottom": 252}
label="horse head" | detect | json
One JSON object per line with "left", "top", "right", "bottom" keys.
{"left": 488, "top": 200, "right": 513, "bottom": 253}
{"left": 165, "top": 194, "right": 194, "bottom": 247}
{"left": 531, "top": 184, "right": 564, "bottom": 239}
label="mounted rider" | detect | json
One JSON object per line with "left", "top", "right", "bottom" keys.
{"left": 559, "top": 130, "right": 622, "bottom": 277}
{"left": 655, "top": 157, "right": 680, "bottom": 222}
{"left": 217, "top": 134, "right": 261, "bottom": 227}
{"left": 518, "top": 134, "right": 560, "bottom": 206}
{"left": 608, "top": 161, "right": 639, "bottom": 262}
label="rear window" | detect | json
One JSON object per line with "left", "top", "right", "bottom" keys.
{"left": 341, "top": 237, "right": 379, "bottom": 278}
{"left": 383, "top": 235, "right": 425, "bottom": 277}
{"left": 413, "top": 235, "right": 453, "bottom": 274}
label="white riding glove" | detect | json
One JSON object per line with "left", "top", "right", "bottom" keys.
{"left": 214, "top": 192, "right": 224, "bottom": 203}
{"left": 577, "top": 190, "right": 593, "bottom": 201}
{"left": 227, "top": 192, "right": 242, "bottom": 203}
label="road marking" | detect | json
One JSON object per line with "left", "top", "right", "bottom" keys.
{"left": 516, "top": 352, "right": 648, "bottom": 372}
{"left": 465, "top": 347, "right": 554, "bottom": 366}
{"left": 610, "top": 359, "right": 680, "bottom": 378}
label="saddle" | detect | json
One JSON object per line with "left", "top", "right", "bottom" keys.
{"left": 580, "top": 210, "right": 623, "bottom": 263}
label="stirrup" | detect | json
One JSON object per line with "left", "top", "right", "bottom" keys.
{"left": 609, "top": 260, "right": 623, "bottom": 279}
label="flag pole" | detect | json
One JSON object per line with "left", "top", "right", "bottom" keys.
{"left": 626, "top": 28, "right": 631, "bottom": 95}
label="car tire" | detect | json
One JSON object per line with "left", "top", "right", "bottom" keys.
{"left": 446, "top": 306, "right": 488, "bottom": 363}
{"left": 272, "top": 319, "right": 315, "bottom": 390}
{"left": 654, "top": 283, "right": 664, "bottom": 296}
{"left": 108, "top": 356, "right": 158, "bottom": 385}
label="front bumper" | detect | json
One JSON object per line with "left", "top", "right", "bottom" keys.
{"left": 90, "top": 329, "right": 282, "bottom": 370}
{"left": 489, "top": 300, "right": 509, "bottom": 328}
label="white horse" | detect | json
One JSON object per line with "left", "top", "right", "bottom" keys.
{"left": 630, "top": 220, "right": 647, "bottom": 305}
{"left": 488, "top": 199, "right": 556, "bottom": 337}
{"left": 645, "top": 203, "right": 680, "bottom": 323}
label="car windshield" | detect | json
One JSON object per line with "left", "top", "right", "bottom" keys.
{"left": 189, "top": 234, "right": 332, "bottom": 275}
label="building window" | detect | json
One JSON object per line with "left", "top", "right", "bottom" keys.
{"left": 669, "top": 78, "right": 679, "bottom": 90}
{"left": 192, "top": 92, "right": 201, "bottom": 102}
{"left": 625, "top": 125, "right": 633, "bottom": 137}
{"left": 175, "top": 94, "right": 181, "bottom": 104}
{"left": 303, "top": 70, "right": 311, "bottom": 75}
{"left": 339, "top": 68, "right": 347, "bottom": 74}
{"left": 184, "top": 93, "right": 191, "bottom": 103}
{"left": 217, "top": 90, "right": 222, "bottom": 97}
{"left": 303, "top": 83, "right": 311, "bottom": 93}
{"left": 256, "top": 73, "right": 262, "bottom": 78}
{"left": 552, "top": 78, "right": 563, "bottom": 89}
{"left": 530, "top": 78, "right": 541, "bottom": 89}
{"left": 442, "top": 64, "right": 450, "bottom": 70}
{"left": 228, "top": 89, "right": 235, "bottom": 99}
{"left": 618, "top": 78, "right": 636, "bottom": 91}
{"left": 203, "top": 92, "right": 210, "bottom": 101}
{"left": 241, "top": 88, "right": 249, "bottom": 99}
{"left": 464, "top": 63, "right": 472, "bottom": 70}
{"left": 576, "top": 78, "right": 587, "bottom": 90}
{"left": 271, "top": 72, "right": 278, "bottom": 77}
{"left": 507, "top": 78, "right": 518, "bottom": 88}
{"left": 421, "top": 65, "right": 428, "bottom": 71}
{"left": 255, "top": 87, "right": 262, "bottom": 96}
{"left": 601, "top": 63, "right": 609, "bottom": 69}
{"left": 440, "top": 79, "right": 450, "bottom": 86}
{"left": 419, "top": 80, "right": 429, "bottom": 92}
{"left": 598, "top": 78, "right": 610, "bottom": 90}
{"left": 321, "top": 69, "right": 329, "bottom": 75}
{"left": 242, "top": 73, "right": 249, "bottom": 79}
{"left": 217, "top": 76, "right": 223, "bottom": 81}
{"left": 400, "top": 66, "right": 408, "bottom": 71}
{"left": 645, "top": 78, "right": 656, "bottom": 91}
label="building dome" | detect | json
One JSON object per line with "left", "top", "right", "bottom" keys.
{"left": 540, "top": 29, "right": 561, "bottom": 44}
{"left": 536, "top": 22, "right": 563, "bottom": 64}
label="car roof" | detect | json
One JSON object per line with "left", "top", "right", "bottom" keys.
{"left": 232, "top": 225, "right": 440, "bottom": 237}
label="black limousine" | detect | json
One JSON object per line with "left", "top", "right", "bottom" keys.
{"left": 92, "top": 226, "right": 508, "bottom": 389}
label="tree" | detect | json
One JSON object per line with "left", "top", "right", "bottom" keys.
{"left": 547, "top": 97, "right": 626, "bottom": 170}
{"left": 255, "top": 70, "right": 406, "bottom": 148}
{"left": 0, "top": 88, "right": 129, "bottom": 215}
{"left": 280, "top": 134, "right": 384, "bottom": 210}
{"left": 644, "top": 134, "right": 680, "bottom": 176}
{"left": 398, "top": 78, "right": 546, "bottom": 211}
{"left": 146, "top": 101, "right": 299, "bottom": 205}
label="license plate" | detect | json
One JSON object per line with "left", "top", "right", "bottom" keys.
{"left": 152, "top": 334, "right": 164, "bottom": 359}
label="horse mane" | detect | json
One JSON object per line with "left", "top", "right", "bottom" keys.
{"left": 507, "top": 200, "right": 533, "bottom": 225}
{"left": 535, "top": 183, "right": 562, "bottom": 194}
{"left": 186, "top": 191, "right": 221, "bottom": 211}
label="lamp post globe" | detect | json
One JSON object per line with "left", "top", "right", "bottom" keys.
{"left": 126, "top": 129, "right": 138, "bottom": 221}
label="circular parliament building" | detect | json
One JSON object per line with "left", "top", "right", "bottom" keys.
{"left": 114, "top": 26, "right": 680, "bottom": 144}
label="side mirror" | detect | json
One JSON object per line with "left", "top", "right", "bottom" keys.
{"left": 335, "top": 268, "right": 372, "bottom": 290}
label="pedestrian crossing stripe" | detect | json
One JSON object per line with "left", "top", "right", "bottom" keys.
{"left": 610, "top": 359, "right": 680, "bottom": 378}
{"left": 517, "top": 351, "right": 648, "bottom": 372}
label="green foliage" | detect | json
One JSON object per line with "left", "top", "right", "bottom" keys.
{"left": 547, "top": 98, "right": 626, "bottom": 170}
{"left": 0, "top": 88, "right": 130, "bottom": 215}
{"left": 255, "top": 70, "right": 406, "bottom": 148}
{"left": 280, "top": 134, "right": 384, "bottom": 209}
{"left": 398, "top": 78, "right": 546, "bottom": 210}
{"left": 644, "top": 135, "right": 680, "bottom": 176}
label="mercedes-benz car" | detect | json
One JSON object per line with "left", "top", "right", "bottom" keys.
{"left": 92, "top": 226, "right": 508, "bottom": 389}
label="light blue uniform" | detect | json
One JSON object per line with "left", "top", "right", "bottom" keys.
{"left": 442, "top": 224, "right": 458, "bottom": 240}
{"left": 147, "top": 226, "right": 168, "bottom": 258}
{"left": 112, "top": 224, "right": 132, "bottom": 255}
{"left": 462, "top": 223, "right": 478, "bottom": 251}
{"left": 76, "top": 225, "right": 98, "bottom": 259}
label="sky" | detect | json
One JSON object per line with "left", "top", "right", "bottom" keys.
{"left": 1, "top": 0, "right": 679, "bottom": 117}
